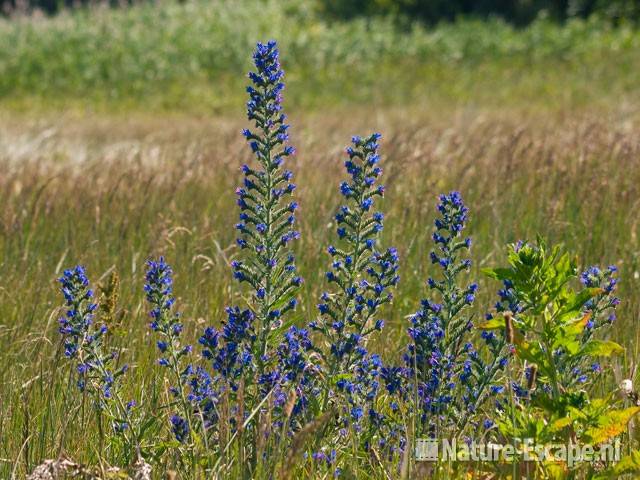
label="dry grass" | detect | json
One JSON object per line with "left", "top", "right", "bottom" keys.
{"left": 1, "top": 104, "right": 639, "bottom": 475}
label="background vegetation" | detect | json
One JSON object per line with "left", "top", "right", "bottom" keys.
{"left": 318, "top": 0, "right": 640, "bottom": 24}
{"left": 0, "top": 0, "right": 639, "bottom": 112}
{"left": 0, "top": 0, "right": 639, "bottom": 476}
{"left": 5, "top": 0, "right": 640, "bottom": 23}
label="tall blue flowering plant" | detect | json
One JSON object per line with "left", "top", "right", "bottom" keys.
{"left": 218, "top": 39, "right": 315, "bottom": 475}
{"left": 146, "top": 40, "right": 310, "bottom": 476}
{"left": 57, "top": 266, "right": 139, "bottom": 460}
{"left": 144, "top": 257, "right": 197, "bottom": 459}
{"left": 307, "top": 134, "right": 404, "bottom": 475}
{"left": 404, "top": 192, "right": 508, "bottom": 441}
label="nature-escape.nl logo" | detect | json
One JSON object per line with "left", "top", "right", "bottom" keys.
{"left": 415, "top": 438, "right": 622, "bottom": 467}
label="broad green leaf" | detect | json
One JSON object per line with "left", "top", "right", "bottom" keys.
{"left": 549, "top": 416, "right": 573, "bottom": 432}
{"left": 558, "top": 288, "right": 603, "bottom": 321}
{"left": 564, "top": 340, "right": 581, "bottom": 355}
{"left": 584, "top": 407, "right": 640, "bottom": 444}
{"left": 581, "top": 340, "right": 624, "bottom": 358}
{"left": 554, "top": 252, "right": 575, "bottom": 280}
{"left": 477, "top": 317, "right": 505, "bottom": 330}
{"left": 481, "top": 267, "right": 513, "bottom": 281}
{"left": 552, "top": 313, "right": 591, "bottom": 353}
{"left": 565, "top": 405, "right": 588, "bottom": 421}
{"left": 560, "top": 312, "right": 591, "bottom": 336}
{"left": 514, "top": 341, "right": 547, "bottom": 371}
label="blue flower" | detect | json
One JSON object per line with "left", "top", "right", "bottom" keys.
{"left": 171, "top": 415, "right": 189, "bottom": 443}
{"left": 579, "top": 264, "right": 620, "bottom": 331}
{"left": 58, "top": 266, "right": 133, "bottom": 437}
{"left": 490, "top": 385, "right": 505, "bottom": 394}
{"left": 351, "top": 406, "right": 364, "bottom": 421}
{"left": 145, "top": 257, "right": 200, "bottom": 445}
{"left": 307, "top": 133, "right": 406, "bottom": 457}
{"left": 58, "top": 266, "right": 98, "bottom": 358}
{"left": 580, "top": 266, "right": 602, "bottom": 287}
{"left": 145, "top": 257, "right": 190, "bottom": 367}
{"left": 197, "top": 306, "right": 256, "bottom": 405}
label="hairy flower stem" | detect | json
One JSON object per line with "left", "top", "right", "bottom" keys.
{"left": 169, "top": 337, "right": 195, "bottom": 437}
{"left": 507, "top": 357, "right": 518, "bottom": 478}
{"left": 258, "top": 126, "right": 274, "bottom": 366}
{"left": 84, "top": 348, "right": 135, "bottom": 449}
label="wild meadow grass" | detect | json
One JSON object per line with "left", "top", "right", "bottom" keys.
{"left": 1, "top": 103, "right": 639, "bottom": 476}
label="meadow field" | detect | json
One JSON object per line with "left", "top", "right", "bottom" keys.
{"left": 1, "top": 1, "right": 640, "bottom": 478}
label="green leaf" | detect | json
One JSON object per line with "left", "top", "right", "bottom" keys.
{"left": 581, "top": 340, "right": 625, "bottom": 358}
{"left": 553, "top": 312, "right": 591, "bottom": 352}
{"left": 553, "top": 252, "right": 575, "bottom": 283}
{"left": 558, "top": 288, "right": 603, "bottom": 321}
{"left": 477, "top": 317, "right": 506, "bottom": 330}
{"left": 562, "top": 340, "right": 581, "bottom": 355}
{"left": 481, "top": 267, "right": 513, "bottom": 281}
{"left": 514, "top": 341, "right": 547, "bottom": 371}
{"left": 584, "top": 407, "right": 640, "bottom": 444}
{"left": 548, "top": 416, "right": 573, "bottom": 432}
{"left": 559, "top": 312, "right": 591, "bottom": 336}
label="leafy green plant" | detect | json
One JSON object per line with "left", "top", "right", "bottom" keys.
{"left": 482, "top": 238, "right": 633, "bottom": 475}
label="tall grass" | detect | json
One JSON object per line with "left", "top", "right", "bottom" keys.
{"left": 1, "top": 107, "right": 639, "bottom": 476}
{"left": 1, "top": 0, "right": 639, "bottom": 111}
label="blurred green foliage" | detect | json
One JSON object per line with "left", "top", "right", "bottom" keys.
{"left": 1, "top": 0, "right": 639, "bottom": 112}
{"left": 317, "top": 0, "right": 640, "bottom": 24}
{"left": 2, "top": 0, "right": 640, "bottom": 23}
